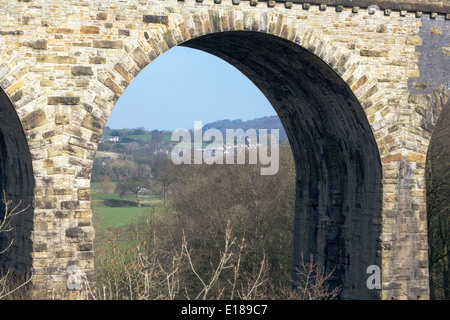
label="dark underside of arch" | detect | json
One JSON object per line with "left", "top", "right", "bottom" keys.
{"left": 425, "top": 88, "right": 450, "bottom": 300}
{"left": 0, "top": 88, "right": 34, "bottom": 279}
{"left": 182, "top": 31, "right": 383, "bottom": 299}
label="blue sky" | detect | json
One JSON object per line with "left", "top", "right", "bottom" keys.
{"left": 107, "top": 46, "right": 276, "bottom": 131}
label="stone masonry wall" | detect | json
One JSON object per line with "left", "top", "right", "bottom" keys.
{"left": 0, "top": 0, "right": 448, "bottom": 299}
{"left": 409, "top": 13, "right": 450, "bottom": 94}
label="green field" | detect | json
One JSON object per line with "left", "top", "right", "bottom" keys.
{"left": 91, "top": 186, "right": 165, "bottom": 229}
{"left": 93, "top": 205, "right": 149, "bottom": 229}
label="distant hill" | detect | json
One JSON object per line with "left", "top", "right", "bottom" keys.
{"left": 202, "top": 116, "right": 288, "bottom": 143}
{"left": 102, "top": 115, "right": 289, "bottom": 144}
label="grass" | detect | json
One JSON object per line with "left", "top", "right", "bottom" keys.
{"left": 91, "top": 187, "right": 165, "bottom": 229}
{"left": 93, "top": 205, "right": 149, "bottom": 229}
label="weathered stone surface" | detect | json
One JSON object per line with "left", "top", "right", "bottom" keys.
{"left": 406, "top": 69, "right": 421, "bottom": 78}
{"left": 114, "top": 63, "right": 134, "bottom": 82}
{"left": 89, "top": 56, "right": 106, "bottom": 64}
{"left": 118, "top": 29, "right": 130, "bottom": 37}
{"left": 360, "top": 49, "right": 389, "bottom": 57}
{"left": 66, "top": 227, "right": 84, "bottom": 238}
{"left": 80, "top": 113, "right": 106, "bottom": 133}
{"left": 431, "top": 26, "right": 442, "bottom": 34}
{"left": 80, "top": 26, "right": 100, "bottom": 34}
{"left": 71, "top": 66, "right": 94, "bottom": 76}
{"left": 22, "top": 39, "right": 47, "bottom": 50}
{"left": 61, "top": 201, "right": 80, "bottom": 210}
{"left": 37, "top": 55, "right": 77, "bottom": 64}
{"left": 96, "top": 12, "right": 107, "bottom": 20}
{"left": 63, "top": 144, "right": 85, "bottom": 158}
{"left": 48, "top": 96, "right": 80, "bottom": 105}
{"left": 21, "top": 109, "right": 47, "bottom": 130}
{"left": 143, "top": 14, "right": 169, "bottom": 25}
{"left": 46, "top": 27, "right": 74, "bottom": 34}
{"left": 0, "top": 64, "right": 9, "bottom": 80}
{"left": 132, "top": 47, "right": 150, "bottom": 69}
{"left": 77, "top": 189, "right": 90, "bottom": 200}
{"left": 0, "top": 30, "right": 24, "bottom": 35}
{"left": 406, "top": 38, "right": 423, "bottom": 46}
{"left": 104, "top": 78, "right": 123, "bottom": 95}
{"left": 93, "top": 40, "right": 123, "bottom": 49}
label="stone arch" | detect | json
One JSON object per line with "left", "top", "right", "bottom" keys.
{"left": 78, "top": 10, "right": 384, "bottom": 299}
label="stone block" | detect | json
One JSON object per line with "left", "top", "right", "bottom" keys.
{"left": 33, "top": 243, "right": 48, "bottom": 253}
{"left": 54, "top": 211, "right": 70, "bottom": 219}
{"left": 80, "top": 26, "right": 100, "bottom": 34}
{"left": 93, "top": 40, "right": 123, "bottom": 49}
{"left": 114, "top": 63, "right": 134, "bottom": 82}
{"left": 77, "top": 189, "right": 90, "bottom": 201}
{"left": 104, "top": 78, "right": 123, "bottom": 95}
{"left": 56, "top": 251, "right": 75, "bottom": 258}
{"left": 46, "top": 188, "right": 72, "bottom": 196}
{"left": 61, "top": 201, "right": 80, "bottom": 210}
{"left": 65, "top": 227, "right": 84, "bottom": 238}
{"left": 406, "top": 38, "right": 423, "bottom": 46}
{"left": 360, "top": 49, "right": 389, "bottom": 57}
{"left": 131, "top": 46, "right": 150, "bottom": 69}
{"left": 34, "top": 197, "right": 57, "bottom": 210}
{"left": 96, "top": 12, "right": 107, "bottom": 20}
{"left": 89, "top": 56, "right": 106, "bottom": 64}
{"left": 405, "top": 69, "right": 420, "bottom": 78}
{"left": 21, "top": 109, "right": 47, "bottom": 130}
{"left": 22, "top": 39, "right": 47, "bottom": 50}
{"left": 37, "top": 55, "right": 77, "bottom": 64}
{"left": 48, "top": 96, "right": 80, "bottom": 105}
{"left": 5, "top": 78, "right": 24, "bottom": 95}
{"left": 143, "top": 15, "right": 168, "bottom": 25}
{"left": 71, "top": 66, "right": 94, "bottom": 76}
{"left": 118, "top": 29, "right": 130, "bottom": 37}
{"left": 407, "top": 152, "right": 426, "bottom": 163}
{"left": 441, "top": 47, "right": 450, "bottom": 56}
{"left": 63, "top": 144, "right": 86, "bottom": 158}
{"left": 382, "top": 153, "right": 402, "bottom": 163}
{"left": 430, "top": 27, "right": 442, "bottom": 35}
{"left": 80, "top": 113, "right": 106, "bottom": 133}
{"left": 78, "top": 243, "right": 93, "bottom": 251}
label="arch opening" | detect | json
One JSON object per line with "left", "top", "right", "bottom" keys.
{"left": 0, "top": 87, "right": 34, "bottom": 282}
{"left": 180, "top": 31, "right": 383, "bottom": 299}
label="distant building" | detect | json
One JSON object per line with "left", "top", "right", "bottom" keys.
{"left": 100, "top": 136, "right": 120, "bottom": 143}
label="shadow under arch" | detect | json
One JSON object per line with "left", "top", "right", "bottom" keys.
{"left": 0, "top": 87, "right": 34, "bottom": 283}
{"left": 424, "top": 87, "right": 450, "bottom": 300}
{"left": 179, "top": 31, "right": 383, "bottom": 299}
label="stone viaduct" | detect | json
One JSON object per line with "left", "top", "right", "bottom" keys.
{"left": 0, "top": 0, "right": 449, "bottom": 300}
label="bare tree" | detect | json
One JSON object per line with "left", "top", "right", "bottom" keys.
{"left": 426, "top": 108, "right": 450, "bottom": 300}
{"left": 0, "top": 193, "right": 32, "bottom": 299}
